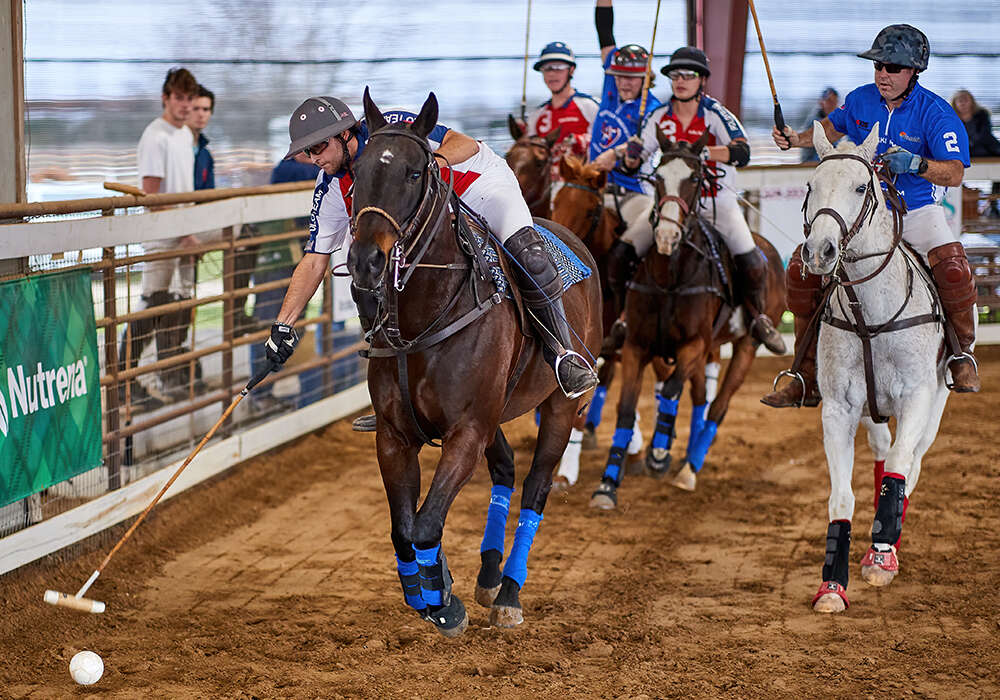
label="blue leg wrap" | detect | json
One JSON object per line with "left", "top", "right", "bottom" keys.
{"left": 501, "top": 509, "right": 543, "bottom": 589}
{"left": 480, "top": 484, "right": 513, "bottom": 555}
{"left": 686, "top": 419, "right": 718, "bottom": 473}
{"left": 413, "top": 543, "right": 447, "bottom": 608}
{"left": 396, "top": 556, "right": 425, "bottom": 612}
{"left": 652, "top": 396, "right": 679, "bottom": 450}
{"left": 585, "top": 385, "right": 608, "bottom": 428}
{"left": 600, "top": 427, "right": 633, "bottom": 485}
{"left": 687, "top": 403, "right": 707, "bottom": 452}
{"left": 534, "top": 407, "right": 541, "bottom": 426}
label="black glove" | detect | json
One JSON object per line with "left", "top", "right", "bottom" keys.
{"left": 265, "top": 323, "right": 298, "bottom": 365}
{"left": 624, "top": 137, "right": 644, "bottom": 161}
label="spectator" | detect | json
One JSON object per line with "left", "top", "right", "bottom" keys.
{"left": 189, "top": 84, "right": 215, "bottom": 190}
{"left": 118, "top": 67, "right": 200, "bottom": 410}
{"left": 951, "top": 89, "right": 1000, "bottom": 157}
{"left": 800, "top": 87, "right": 839, "bottom": 162}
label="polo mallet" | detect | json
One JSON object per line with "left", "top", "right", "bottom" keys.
{"left": 747, "top": 0, "right": 789, "bottom": 148}
{"left": 519, "top": 0, "right": 533, "bottom": 122}
{"left": 43, "top": 362, "right": 279, "bottom": 613}
{"left": 637, "top": 0, "right": 664, "bottom": 120}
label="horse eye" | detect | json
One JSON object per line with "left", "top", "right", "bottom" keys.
{"left": 408, "top": 170, "right": 421, "bottom": 181}
{"left": 855, "top": 184, "right": 867, "bottom": 194}
{"left": 689, "top": 174, "right": 699, "bottom": 182}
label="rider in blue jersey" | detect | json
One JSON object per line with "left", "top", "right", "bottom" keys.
{"left": 764, "top": 24, "right": 979, "bottom": 405}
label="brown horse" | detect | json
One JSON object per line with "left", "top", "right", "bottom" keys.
{"left": 589, "top": 132, "right": 786, "bottom": 509}
{"left": 505, "top": 116, "right": 561, "bottom": 219}
{"left": 348, "top": 89, "right": 602, "bottom": 636}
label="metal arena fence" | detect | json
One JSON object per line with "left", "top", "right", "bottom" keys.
{"left": 2, "top": 159, "right": 999, "bottom": 576}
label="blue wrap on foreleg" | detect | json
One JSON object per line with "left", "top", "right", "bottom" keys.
{"left": 501, "top": 509, "right": 543, "bottom": 588}
{"left": 481, "top": 484, "right": 513, "bottom": 555}
{"left": 396, "top": 556, "right": 425, "bottom": 612}
{"left": 414, "top": 543, "right": 447, "bottom": 608}
{"left": 600, "top": 427, "right": 633, "bottom": 484}
{"left": 585, "top": 385, "right": 608, "bottom": 428}
{"left": 652, "top": 396, "right": 679, "bottom": 450}
{"left": 686, "top": 419, "right": 718, "bottom": 472}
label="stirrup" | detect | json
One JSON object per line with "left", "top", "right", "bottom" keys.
{"left": 945, "top": 352, "right": 979, "bottom": 391}
{"left": 771, "top": 369, "right": 807, "bottom": 408}
{"left": 554, "top": 350, "right": 599, "bottom": 400}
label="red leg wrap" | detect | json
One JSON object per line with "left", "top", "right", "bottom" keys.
{"left": 873, "top": 460, "right": 885, "bottom": 510}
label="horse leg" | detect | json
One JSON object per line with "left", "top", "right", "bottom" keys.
{"left": 582, "top": 359, "right": 615, "bottom": 450}
{"left": 862, "top": 386, "right": 937, "bottom": 587}
{"left": 646, "top": 377, "right": 679, "bottom": 478}
{"left": 813, "top": 400, "right": 861, "bottom": 613}
{"left": 554, "top": 406, "right": 585, "bottom": 489}
{"left": 476, "top": 427, "right": 517, "bottom": 608}
{"left": 894, "top": 384, "right": 948, "bottom": 550}
{"left": 590, "top": 343, "right": 645, "bottom": 510}
{"left": 376, "top": 427, "right": 426, "bottom": 619}
{"left": 492, "top": 394, "right": 575, "bottom": 628}
{"left": 410, "top": 425, "right": 491, "bottom": 637}
{"left": 664, "top": 340, "right": 706, "bottom": 491}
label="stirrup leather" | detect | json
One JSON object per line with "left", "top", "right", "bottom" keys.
{"left": 554, "top": 350, "right": 598, "bottom": 400}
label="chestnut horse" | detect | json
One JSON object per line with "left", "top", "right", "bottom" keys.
{"left": 505, "top": 115, "right": 561, "bottom": 219}
{"left": 348, "top": 89, "right": 602, "bottom": 636}
{"left": 590, "top": 132, "right": 786, "bottom": 509}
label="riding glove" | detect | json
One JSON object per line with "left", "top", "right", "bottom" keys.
{"left": 265, "top": 323, "right": 299, "bottom": 365}
{"left": 624, "top": 137, "right": 644, "bottom": 162}
{"left": 883, "top": 147, "right": 925, "bottom": 175}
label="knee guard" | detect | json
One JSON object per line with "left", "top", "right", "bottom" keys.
{"left": 821, "top": 519, "right": 852, "bottom": 588}
{"left": 928, "top": 242, "right": 977, "bottom": 313}
{"left": 504, "top": 226, "right": 562, "bottom": 306}
{"left": 786, "top": 245, "right": 825, "bottom": 317}
{"left": 872, "top": 474, "right": 906, "bottom": 547}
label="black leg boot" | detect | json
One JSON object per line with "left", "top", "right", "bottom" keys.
{"left": 734, "top": 249, "right": 786, "bottom": 355}
{"left": 504, "top": 226, "right": 598, "bottom": 399}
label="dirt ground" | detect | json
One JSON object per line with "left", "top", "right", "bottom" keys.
{"left": 2, "top": 348, "right": 1000, "bottom": 699}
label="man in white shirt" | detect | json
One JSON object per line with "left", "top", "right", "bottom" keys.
{"left": 119, "top": 67, "right": 200, "bottom": 409}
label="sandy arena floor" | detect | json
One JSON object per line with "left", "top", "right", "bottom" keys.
{"left": 2, "top": 348, "right": 999, "bottom": 698}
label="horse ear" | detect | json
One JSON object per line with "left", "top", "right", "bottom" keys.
{"left": 362, "top": 87, "right": 387, "bottom": 133}
{"left": 411, "top": 92, "right": 439, "bottom": 140}
{"left": 859, "top": 122, "right": 880, "bottom": 161}
{"left": 544, "top": 126, "right": 562, "bottom": 148}
{"left": 558, "top": 154, "right": 576, "bottom": 181}
{"left": 655, "top": 124, "right": 672, "bottom": 151}
{"left": 508, "top": 114, "right": 525, "bottom": 140}
{"left": 693, "top": 129, "right": 712, "bottom": 153}
{"left": 592, "top": 169, "right": 607, "bottom": 190}
{"left": 812, "top": 120, "right": 834, "bottom": 159}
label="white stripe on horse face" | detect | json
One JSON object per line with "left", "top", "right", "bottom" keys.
{"left": 380, "top": 148, "right": 394, "bottom": 164}
{"left": 654, "top": 158, "right": 695, "bottom": 255}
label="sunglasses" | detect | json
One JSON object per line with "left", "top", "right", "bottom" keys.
{"left": 540, "top": 64, "right": 570, "bottom": 73}
{"left": 303, "top": 138, "right": 330, "bottom": 157}
{"left": 667, "top": 69, "right": 700, "bottom": 81}
{"left": 874, "top": 62, "right": 907, "bottom": 74}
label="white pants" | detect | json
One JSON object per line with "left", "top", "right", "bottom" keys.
{"left": 454, "top": 142, "right": 534, "bottom": 244}
{"left": 606, "top": 190, "right": 654, "bottom": 253}
{"left": 621, "top": 188, "right": 756, "bottom": 257}
{"left": 140, "top": 229, "right": 224, "bottom": 299}
{"left": 902, "top": 204, "right": 957, "bottom": 258}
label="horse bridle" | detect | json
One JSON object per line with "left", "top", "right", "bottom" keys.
{"left": 507, "top": 136, "right": 555, "bottom": 211}
{"left": 651, "top": 150, "right": 707, "bottom": 236}
{"left": 802, "top": 152, "right": 906, "bottom": 287}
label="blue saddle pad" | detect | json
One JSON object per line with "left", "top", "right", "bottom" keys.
{"left": 476, "top": 223, "right": 592, "bottom": 299}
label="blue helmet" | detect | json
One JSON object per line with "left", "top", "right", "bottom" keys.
{"left": 533, "top": 41, "right": 576, "bottom": 71}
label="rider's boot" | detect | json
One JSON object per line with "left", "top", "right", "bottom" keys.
{"left": 350, "top": 281, "right": 379, "bottom": 431}
{"left": 604, "top": 238, "right": 640, "bottom": 353}
{"left": 734, "top": 248, "right": 787, "bottom": 355}
{"left": 929, "top": 242, "right": 980, "bottom": 393}
{"left": 505, "top": 226, "right": 598, "bottom": 399}
{"left": 761, "top": 245, "right": 823, "bottom": 408}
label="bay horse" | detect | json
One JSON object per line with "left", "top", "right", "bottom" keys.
{"left": 802, "top": 124, "right": 948, "bottom": 613}
{"left": 348, "top": 89, "right": 602, "bottom": 636}
{"left": 589, "top": 129, "right": 786, "bottom": 509}
{"left": 505, "top": 115, "right": 561, "bottom": 219}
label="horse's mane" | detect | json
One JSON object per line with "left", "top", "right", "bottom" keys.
{"left": 561, "top": 154, "right": 603, "bottom": 183}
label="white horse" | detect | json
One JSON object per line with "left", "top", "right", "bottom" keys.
{"left": 803, "top": 123, "right": 950, "bottom": 614}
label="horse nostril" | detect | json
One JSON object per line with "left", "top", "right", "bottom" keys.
{"left": 823, "top": 241, "right": 836, "bottom": 260}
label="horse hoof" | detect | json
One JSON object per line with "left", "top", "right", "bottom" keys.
{"left": 860, "top": 546, "right": 899, "bottom": 587}
{"left": 813, "top": 593, "right": 847, "bottom": 614}
{"left": 426, "top": 595, "right": 469, "bottom": 638}
{"left": 550, "top": 475, "right": 571, "bottom": 494}
{"left": 489, "top": 604, "right": 524, "bottom": 628}
{"left": 645, "top": 448, "right": 671, "bottom": 479}
{"left": 670, "top": 463, "right": 697, "bottom": 491}
{"left": 475, "top": 584, "right": 501, "bottom": 608}
{"left": 589, "top": 482, "right": 617, "bottom": 510}
{"left": 581, "top": 427, "right": 598, "bottom": 451}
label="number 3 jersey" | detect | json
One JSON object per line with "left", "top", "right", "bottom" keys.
{"left": 827, "top": 81, "right": 970, "bottom": 210}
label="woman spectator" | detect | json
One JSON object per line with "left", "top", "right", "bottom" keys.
{"left": 952, "top": 89, "right": 1000, "bottom": 157}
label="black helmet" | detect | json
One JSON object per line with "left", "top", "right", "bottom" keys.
{"left": 284, "top": 96, "right": 358, "bottom": 160}
{"left": 606, "top": 44, "right": 650, "bottom": 77}
{"left": 857, "top": 24, "right": 930, "bottom": 72}
{"left": 661, "top": 46, "right": 711, "bottom": 78}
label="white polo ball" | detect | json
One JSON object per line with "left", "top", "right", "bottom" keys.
{"left": 69, "top": 650, "right": 104, "bottom": 685}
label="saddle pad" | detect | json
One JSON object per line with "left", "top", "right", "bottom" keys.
{"left": 475, "top": 223, "right": 592, "bottom": 299}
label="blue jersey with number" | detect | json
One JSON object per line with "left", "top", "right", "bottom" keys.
{"left": 827, "top": 82, "right": 970, "bottom": 210}
{"left": 588, "top": 50, "right": 661, "bottom": 193}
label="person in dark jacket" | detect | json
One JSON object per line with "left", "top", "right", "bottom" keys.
{"left": 952, "top": 89, "right": 1000, "bottom": 157}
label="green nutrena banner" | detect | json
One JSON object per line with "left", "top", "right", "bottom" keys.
{"left": 0, "top": 269, "right": 102, "bottom": 507}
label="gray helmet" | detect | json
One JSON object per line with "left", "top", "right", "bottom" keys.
{"left": 284, "top": 96, "right": 358, "bottom": 160}
{"left": 857, "top": 24, "right": 929, "bottom": 72}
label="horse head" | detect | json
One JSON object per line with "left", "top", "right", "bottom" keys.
{"left": 348, "top": 87, "right": 440, "bottom": 294}
{"left": 550, "top": 155, "right": 609, "bottom": 247}
{"left": 505, "top": 119, "right": 560, "bottom": 212}
{"left": 651, "top": 128, "right": 709, "bottom": 256}
{"left": 802, "top": 121, "right": 884, "bottom": 276}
